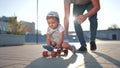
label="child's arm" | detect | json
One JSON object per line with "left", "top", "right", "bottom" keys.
{"left": 57, "top": 31, "right": 64, "bottom": 48}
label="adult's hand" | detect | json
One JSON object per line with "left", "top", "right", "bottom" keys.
{"left": 77, "top": 15, "right": 87, "bottom": 24}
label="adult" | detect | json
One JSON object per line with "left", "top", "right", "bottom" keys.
{"left": 64, "top": 0, "right": 100, "bottom": 52}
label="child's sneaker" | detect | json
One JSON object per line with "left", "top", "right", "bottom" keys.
{"left": 43, "top": 45, "right": 54, "bottom": 51}
{"left": 71, "top": 45, "right": 76, "bottom": 54}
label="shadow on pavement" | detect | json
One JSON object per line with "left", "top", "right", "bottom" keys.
{"left": 26, "top": 54, "right": 77, "bottom": 68}
{"left": 93, "top": 52, "right": 120, "bottom": 67}
{"left": 82, "top": 52, "right": 102, "bottom": 68}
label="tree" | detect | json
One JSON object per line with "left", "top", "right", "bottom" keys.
{"left": 108, "top": 24, "right": 120, "bottom": 30}
{"left": 8, "top": 17, "right": 25, "bottom": 35}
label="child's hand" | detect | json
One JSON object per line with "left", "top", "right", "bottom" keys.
{"left": 57, "top": 44, "right": 61, "bottom": 49}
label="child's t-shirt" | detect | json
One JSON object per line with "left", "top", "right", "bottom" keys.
{"left": 47, "top": 24, "right": 64, "bottom": 42}
{"left": 64, "top": 0, "right": 91, "bottom": 5}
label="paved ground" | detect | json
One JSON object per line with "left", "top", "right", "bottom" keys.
{"left": 0, "top": 40, "right": 120, "bottom": 68}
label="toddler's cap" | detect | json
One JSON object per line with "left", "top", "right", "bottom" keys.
{"left": 47, "top": 11, "right": 59, "bottom": 19}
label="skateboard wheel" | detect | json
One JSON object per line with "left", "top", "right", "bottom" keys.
{"left": 51, "top": 51, "right": 57, "bottom": 57}
{"left": 42, "top": 51, "right": 48, "bottom": 57}
{"left": 64, "top": 50, "right": 68, "bottom": 55}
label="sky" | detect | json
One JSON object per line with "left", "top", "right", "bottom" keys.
{"left": 0, "top": 0, "right": 120, "bottom": 35}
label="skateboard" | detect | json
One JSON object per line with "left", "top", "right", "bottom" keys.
{"left": 42, "top": 45, "right": 68, "bottom": 57}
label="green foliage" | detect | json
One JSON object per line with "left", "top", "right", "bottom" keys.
{"left": 8, "top": 17, "right": 25, "bottom": 35}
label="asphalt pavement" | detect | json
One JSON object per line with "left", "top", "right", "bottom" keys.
{"left": 0, "top": 40, "right": 120, "bottom": 68}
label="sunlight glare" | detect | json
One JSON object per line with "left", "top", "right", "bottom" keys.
{"left": 69, "top": 16, "right": 75, "bottom": 22}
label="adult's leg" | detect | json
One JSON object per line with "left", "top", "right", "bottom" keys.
{"left": 86, "top": 3, "right": 98, "bottom": 50}
{"left": 86, "top": 2, "right": 98, "bottom": 41}
{"left": 73, "top": 4, "right": 87, "bottom": 51}
{"left": 89, "top": 14, "right": 98, "bottom": 41}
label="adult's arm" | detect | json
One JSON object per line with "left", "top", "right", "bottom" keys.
{"left": 78, "top": 0, "right": 100, "bottom": 24}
